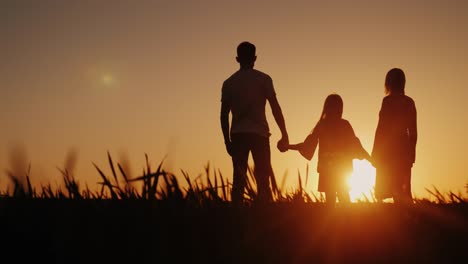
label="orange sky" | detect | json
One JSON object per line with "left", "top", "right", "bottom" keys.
{"left": 1, "top": 0, "right": 467, "bottom": 198}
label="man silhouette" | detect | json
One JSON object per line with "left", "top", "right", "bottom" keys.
{"left": 220, "top": 41, "right": 289, "bottom": 205}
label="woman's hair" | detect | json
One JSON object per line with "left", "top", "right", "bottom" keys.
{"left": 385, "top": 68, "right": 406, "bottom": 95}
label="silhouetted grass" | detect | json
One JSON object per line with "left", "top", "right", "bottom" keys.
{"left": 2, "top": 152, "right": 328, "bottom": 204}
{"left": 3, "top": 152, "right": 465, "bottom": 205}
{"left": 1, "top": 152, "right": 467, "bottom": 264}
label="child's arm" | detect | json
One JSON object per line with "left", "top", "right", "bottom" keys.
{"left": 288, "top": 142, "right": 316, "bottom": 161}
{"left": 353, "top": 137, "right": 371, "bottom": 161}
{"left": 288, "top": 143, "right": 304, "bottom": 151}
{"left": 345, "top": 121, "right": 372, "bottom": 162}
{"left": 290, "top": 132, "right": 318, "bottom": 161}
{"left": 286, "top": 123, "right": 320, "bottom": 160}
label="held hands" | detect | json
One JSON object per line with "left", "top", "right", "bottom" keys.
{"left": 226, "top": 137, "right": 289, "bottom": 156}
{"left": 364, "top": 152, "right": 372, "bottom": 163}
{"left": 361, "top": 152, "right": 376, "bottom": 167}
{"left": 277, "top": 136, "right": 289, "bottom": 153}
{"left": 360, "top": 151, "right": 372, "bottom": 165}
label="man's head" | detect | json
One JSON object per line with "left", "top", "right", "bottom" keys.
{"left": 236, "top": 41, "right": 257, "bottom": 66}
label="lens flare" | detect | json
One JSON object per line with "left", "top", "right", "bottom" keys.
{"left": 101, "top": 73, "right": 115, "bottom": 86}
{"left": 348, "top": 159, "right": 376, "bottom": 202}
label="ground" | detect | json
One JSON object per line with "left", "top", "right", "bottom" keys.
{"left": 1, "top": 199, "right": 466, "bottom": 264}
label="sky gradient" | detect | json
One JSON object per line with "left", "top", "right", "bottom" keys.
{"left": 1, "top": 0, "right": 467, "bottom": 198}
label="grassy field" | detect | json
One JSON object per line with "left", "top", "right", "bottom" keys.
{"left": 1, "top": 153, "right": 467, "bottom": 264}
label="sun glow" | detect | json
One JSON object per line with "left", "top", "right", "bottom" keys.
{"left": 101, "top": 73, "right": 115, "bottom": 86}
{"left": 348, "top": 159, "right": 376, "bottom": 202}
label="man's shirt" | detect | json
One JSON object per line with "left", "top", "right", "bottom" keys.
{"left": 221, "top": 69, "right": 276, "bottom": 138}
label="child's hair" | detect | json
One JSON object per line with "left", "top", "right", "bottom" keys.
{"left": 310, "top": 94, "right": 343, "bottom": 133}
{"left": 385, "top": 68, "right": 406, "bottom": 95}
{"left": 320, "top": 94, "right": 343, "bottom": 120}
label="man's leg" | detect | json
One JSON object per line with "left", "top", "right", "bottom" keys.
{"left": 251, "top": 134, "right": 273, "bottom": 204}
{"left": 231, "top": 134, "right": 250, "bottom": 206}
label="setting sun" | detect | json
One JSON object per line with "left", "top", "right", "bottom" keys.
{"left": 348, "top": 160, "right": 376, "bottom": 202}
{"left": 1, "top": 1, "right": 467, "bottom": 263}
{"left": 101, "top": 73, "right": 115, "bottom": 87}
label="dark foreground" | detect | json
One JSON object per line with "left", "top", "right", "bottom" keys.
{"left": 1, "top": 200, "right": 467, "bottom": 264}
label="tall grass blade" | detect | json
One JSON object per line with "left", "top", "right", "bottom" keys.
{"left": 93, "top": 162, "right": 117, "bottom": 199}
{"left": 107, "top": 151, "right": 119, "bottom": 187}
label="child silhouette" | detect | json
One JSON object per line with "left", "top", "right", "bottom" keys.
{"left": 287, "top": 94, "right": 370, "bottom": 205}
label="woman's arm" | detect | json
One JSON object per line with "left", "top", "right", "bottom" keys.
{"left": 408, "top": 98, "right": 418, "bottom": 164}
{"left": 371, "top": 98, "right": 388, "bottom": 166}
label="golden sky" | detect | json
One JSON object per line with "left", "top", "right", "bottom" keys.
{"left": 1, "top": 0, "right": 467, "bottom": 197}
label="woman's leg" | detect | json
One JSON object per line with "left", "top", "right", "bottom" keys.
{"left": 394, "top": 165, "right": 413, "bottom": 205}
{"left": 400, "top": 166, "right": 413, "bottom": 204}
{"left": 375, "top": 167, "right": 392, "bottom": 202}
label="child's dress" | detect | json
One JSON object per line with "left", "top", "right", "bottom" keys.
{"left": 298, "top": 118, "right": 368, "bottom": 193}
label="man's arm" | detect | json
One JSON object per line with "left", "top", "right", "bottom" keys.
{"left": 269, "top": 95, "right": 289, "bottom": 151}
{"left": 220, "top": 101, "right": 232, "bottom": 155}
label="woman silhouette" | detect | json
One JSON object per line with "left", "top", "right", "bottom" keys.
{"left": 287, "top": 94, "right": 370, "bottom": 205}
{"left": 371, "top": 68, "right": 417, "bottom": 204}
